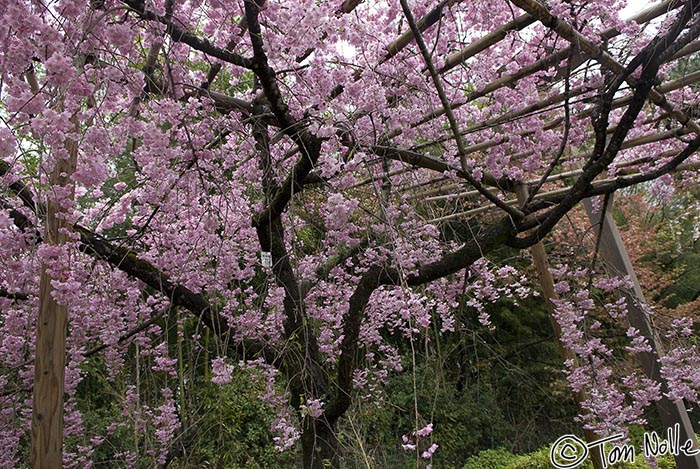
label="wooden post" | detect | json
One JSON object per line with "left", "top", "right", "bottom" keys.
{"left": 515, "top": 185, "right": 605, "bottom": 469}
{"left": 583, "top": 196, "right": 700, "bottom": 469}
{"left": 32, "top": 269, "right": 69, "bottom": 468}
{"left": 31, "top": 112, "right": 78, "bottom": 468}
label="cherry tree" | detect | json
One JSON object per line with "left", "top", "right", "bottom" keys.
{"left": 2, "top": 0, "right": 700, "bottom": 467}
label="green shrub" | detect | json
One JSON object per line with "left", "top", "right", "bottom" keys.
{"left": 462, "top": 448, "right": 519, "bottom": 469}
{"left": 463, "top": 442, "right": 678, "bottom": 469}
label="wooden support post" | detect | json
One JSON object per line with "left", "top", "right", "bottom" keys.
{"left": 31, "top": 112, "right": 79, "bottom": 469}
{"left": 583, "top": 196, "right": 700, "bottom": 469}
{"left": 32, "top": 267, "right": 68, "bottom": 468}
{"left": 515, "top": 185, "right": 605, "bottom": 469}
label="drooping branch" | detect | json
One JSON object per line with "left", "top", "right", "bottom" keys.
{"left": 83, "top": 308, "right": 168, "bottom": 357}
{"left": 75, "top": 228, "right": 270, "bottom": 360}
{"left": 74, "top": 227, "right": 213, "bottom": 319}
{"left": 0, "top": 162, "right": 271, "bottom": 359}
{"left": 423, "top": 125, "right": 692, "bottom": 206}
{"left": 326, "top": 215, "right": 516, "bottom": 422}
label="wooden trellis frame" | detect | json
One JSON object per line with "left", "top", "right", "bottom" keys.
{"left": 346, "top": 1, "right": 700, "bottom": 468}
{"left": 5, "top": 0, "right": 700, "bottom": 467}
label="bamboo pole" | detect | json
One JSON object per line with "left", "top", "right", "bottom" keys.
{"left": 427, "top": 159, "right": 700, "bottom": 222}
{"left": 416, "top": 0, "right": 681, "bottom": 128}
{"left": 423, "top": 126, "right": 690, "bottom": 203}
{"left": 437, "top": 13, "right": 536, "bottom": 74}
{"left": 393, "top": 3, "right": 700, "bottom": 203}
{"left": 415, "top": 122, "right": 691, "bottom": 203}
{"left": 509, "top": 0, "right": 700, "bottom": 136}
{"left": 413, "top": 64, "right": 700, "bottom": 153}
{"left": 384, "top": 0, "right": 463, "bottom": 61}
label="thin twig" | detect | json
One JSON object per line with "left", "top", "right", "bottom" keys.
{"left": 398, "top": 0, "right": 524, "bottom": 220}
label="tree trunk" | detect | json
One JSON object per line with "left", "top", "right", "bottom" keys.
{"left": 301, "top": 416, "right": 339, "bottom": 469}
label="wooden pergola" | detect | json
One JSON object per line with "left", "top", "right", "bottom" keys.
{"left": 16, "top": 0, "right": 700, "bottom": 467}
{"left": 334, "top": 1, "right": 700, "bottom": 468}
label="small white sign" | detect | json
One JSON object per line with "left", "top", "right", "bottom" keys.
{"left": 261, "top": 251, "right": 272, "bottom": 267}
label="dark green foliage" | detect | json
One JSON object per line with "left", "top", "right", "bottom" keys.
{"left": 461, "top": 448, "right": 521, "bottom": 469}
{"left": 463, "top": 441, "right": 677, "bottom": 469}
{"left": 456, "top": 295, "right": 580, "bottom": 454}
{"left": 169, "top": 375, "right": 299, "bottom": 468}
{"left": 334, "top": 293, "right": 580, "bottom": 468}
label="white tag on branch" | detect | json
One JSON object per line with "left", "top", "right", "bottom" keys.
{"left": 261, "top": 251, "right": 272, "bottom": 267}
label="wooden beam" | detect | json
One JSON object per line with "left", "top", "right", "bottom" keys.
{"left": 31, "top": 112, "right": 78, "bottom": 469}
{"left": 583, "top": 196, "right": 700, "bottom": 469}
{"left": 417, "top": 0, "right": 680, "bottom": 127}
{"left": 438, "top": 13, "right": 536, "bottom": 74}
{"left": 413, "top": 66, "right": 700, "bottom": 154}
{"left": 426, "top": 158, "right": 700, "bottom": 222}
{"left": 384, "top": 0, "right": 462, "bottom": 61}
